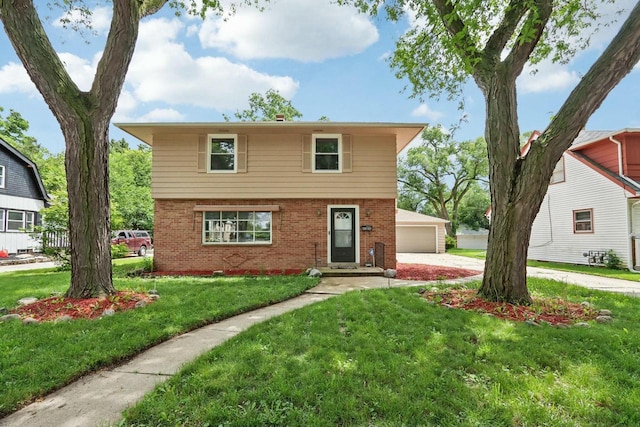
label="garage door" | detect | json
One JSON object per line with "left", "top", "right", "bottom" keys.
{"left": 396, "top": 226, "right": 437, "bottom": 253}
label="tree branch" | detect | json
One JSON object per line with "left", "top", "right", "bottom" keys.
{"left": 483, "top": 0, "right": 530, "bottom": 57}
{"left": 431, "top": 0, "right": 482, "bottom": 66}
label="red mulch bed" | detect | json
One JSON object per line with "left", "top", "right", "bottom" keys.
{"left": 396, "top": 263, "right": 481, "bottom": 281}
{"left": 399, "top": 263, "right": 598, "bottom": 326}
{"left": 12, "top": 291, "right": 151, "bottom": 322}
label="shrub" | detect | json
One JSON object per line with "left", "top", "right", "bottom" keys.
{"left": 111, "top": 243, "right": 130, "bottom": 259}
{"left": 445, "top": 234, "right": 457, "bottom": 250}
{"left": 43, "top": 247, "right": 71, "bottom": 271}
{"left": 604, "top": 249, "right": 623, "bottom": 270}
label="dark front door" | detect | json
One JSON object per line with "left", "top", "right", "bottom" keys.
{"left": 330, "top": 207, "right": 356, "bottom": 263}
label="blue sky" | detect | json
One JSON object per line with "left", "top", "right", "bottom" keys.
{"left": 0, "top": 0, "right": 638, "bottom": 154}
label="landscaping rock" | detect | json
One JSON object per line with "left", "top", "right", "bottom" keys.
{"left": 134, "top": 300, "right": 147, "bottom": 309}
{"left": 22, "top": 317, "right": 38, "bottom": 325}
{"left": 417, "top": 288, "right": 426, "bottom": 294}
{"left": 212, "top": 270, "right": 225, "bottom": 276}
{"left": 50, "top": 292, "right": 63, "bottom": 297}
{"left": 55, "top": 315, "right": 73, "bottom": 323}
{"left": 384, "top": 269, "right": 397, "bottom": 278}
{"left": 0, "top": 314, "right": 21, "bottom": 322}
{"left": 148, "top": 289, "right": 159, "bottom": 295}
{"left": 580, "top": 302, "right": 592, "bottom": 308}
{"left": 148, "top": 294, "right": 160, "bottom": 301}
{"left": 308, "top": 268, "right": 322, "bottom": 278}
{"left": 0, "top": 307, "right": 7, "bottom": 315}
{"left": 101, "top": 309, "right": 116, "bottom": 317}
{"left": 525, "top": 320, "right": 540, "bottom": 327}
{"left": 575, "top": 322, "right": 590, "bottom": 328}
{"left": 595, "top": 315, "right": 612, "bottom": 323}
{"left": 18, "top": 297, "right": 38, "bottom": 306}
{"left": 597, "top": 309, "right": 612, "bottom": 316}
{"left": 430, "top": 287, "right": 440, "bottom": 292}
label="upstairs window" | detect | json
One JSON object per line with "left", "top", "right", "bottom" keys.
{"left": 208, "top": 134, "right": 237, "bottom": 172}
{"left": 550, "top": 157, "right": 565, "bottom": 184}
{"left": 0, "top": 165, "right": 5, "bottom": 188}
{"left": 313, "top": 134, "right": 341, "bottom": 172}
{"left": 573, "top": 209, "right": 593, "bottom": 233}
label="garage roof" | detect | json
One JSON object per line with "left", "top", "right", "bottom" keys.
{"left": 396, "top": 209, "right": 449, "bottom": 225}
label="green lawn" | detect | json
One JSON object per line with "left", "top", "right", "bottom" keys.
{"left": 448, "top": 248, "right": 640, "bottom": 281}
{"left": 121, "top": 279, "right": 640, "bottom": 427}
{"left": 0, "top": 260, "right": 318, "bottom": 417}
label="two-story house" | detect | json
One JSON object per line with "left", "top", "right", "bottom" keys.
{"left": 116, "top": 121, "right": 424, "bottom": 273}
{"left": 528, "top": 129, "right": 640, "bottom": 270}
{"left": 0, "top": 137, "right": 50, "bottom": 254}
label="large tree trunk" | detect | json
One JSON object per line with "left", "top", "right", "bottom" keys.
{"left": 1, "top": 0, "right": 142, "bottom": 297}
{"left": 63, "top": 115, "right": 114, "bottom": 297}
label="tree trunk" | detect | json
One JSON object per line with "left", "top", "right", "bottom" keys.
{"left": 63, "top": 114, "right": 114, "bottom": 298}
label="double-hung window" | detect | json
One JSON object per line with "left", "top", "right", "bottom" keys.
{"left": 0, "top": 165, "right": 5, "bottom": 188}
{"left": 25, "top": 212, "right": 35, "bottom": 231}
{"left": 550, "top": 157, "right": 565, "bottom": 184}
{"left": 313, "top": 134, "right": 341, "bottom": 172}
{"left": 208, "top": 134, "right": 237, "bottom": 172}
{"left": 6, "top": 210, "right": 24, "bottom": 231}
{"left": 203, "top": 210, "right": 272, "bottom": 244}
{"left": 573, "top": 209, "right": 593, "bottom": 233}
{"left": 0, "top": 210, "right": 4, "bottom": 232}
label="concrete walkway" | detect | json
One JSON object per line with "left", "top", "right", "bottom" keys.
{"left": 2, "top": 253, "right": 640, "bottom": 426}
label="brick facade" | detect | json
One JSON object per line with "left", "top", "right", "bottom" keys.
{"left": 153, "top": 198, "right": 396, "bottom": 273}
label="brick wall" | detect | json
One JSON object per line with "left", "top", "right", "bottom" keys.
{"left": 153, "top": 198, "right": 396, "bottom": 273}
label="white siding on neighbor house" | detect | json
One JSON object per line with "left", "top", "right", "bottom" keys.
{"left": 529, "top": 154, "right": 631, "bottom": 265}
{"left": 457, "top": 234, "right": 488, "bottom": 250}
{"left": 0, "top": 194, "right": 45, "bottom": 253}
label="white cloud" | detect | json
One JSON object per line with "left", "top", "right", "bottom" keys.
{"left": 518, "top": 61, "right": 579, "bottom": 94}
{"left": 53, "top": 6, "right": 112, "bottom": 35}
{"left": 411, "top": 104, "right": 444, "bottom": 121}
{"left": 0, "top": 62, "right": 37, "bottom": 95}
{"left": 137, "top": 108, "right": 186, "bottom": 122}
{"left": 198, "top": 0, "right": 379, "bottom": 62}
{"left": 58, "top": 52, "right": 99, "bottom": 91}
{"left": 127, "top": 18, "right": 299, "bottom": 111}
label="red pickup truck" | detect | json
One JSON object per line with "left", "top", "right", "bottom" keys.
{"left": 111, "top": 230, "right": 152, "bottom": 256}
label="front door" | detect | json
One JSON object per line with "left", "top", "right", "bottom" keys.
{"left": 330, "top": 207, "right": 356, "bottom": 263}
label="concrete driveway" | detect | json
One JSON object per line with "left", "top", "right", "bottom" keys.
{"left": 397, "top": 252, "right": 640, "bottom": 297}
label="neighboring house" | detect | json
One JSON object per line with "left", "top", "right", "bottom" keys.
{"left": 396, "top": 208, "right": 448, "bottom": 253}
{"left": 0, "top": 137, "right": 50, "bottom": 254}
{"left": 116, "top": 121, "right": 424, "bottom": 273}
{"left": 528, "top": 129, "right": 640, "bottom": 269}
{"left": 456, "top": 226, "right": 488, "bottom": 250}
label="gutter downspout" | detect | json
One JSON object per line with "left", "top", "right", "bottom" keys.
{"left": 610, "top": 135, "right": 640, "bottom": 272}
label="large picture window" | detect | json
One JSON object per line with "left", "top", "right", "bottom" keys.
{"left": 313, "top": 134, "right": 341, "bottom": 172}
{"left": 573, "top": 209, "right": 593, "bottom": 233}
{"left": 203, "top": 211, "right": 272, "bottom": 244}
{"left": 208, "top": 134, "right": 237, "bottom": 172}
{"left": 0, "top": 165, "right": 5, "bottom": 188}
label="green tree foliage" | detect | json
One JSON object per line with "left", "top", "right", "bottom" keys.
{"left": 0, "top": 107, "right": 49, "bottom": 164}
{"left": 224, "top": 89, "right": 303, "bottom": 121}
{"left": 457, "top": 183, "right": 490, "bottom": 231}
{"left": 344, "top": 0, "right": 640, "bottom": 304}
{"left": 398, "top": 126, "right": 488, "bottom": 236}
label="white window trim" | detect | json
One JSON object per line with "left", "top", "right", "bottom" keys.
{"left": 6, "top": 210, "right": 25, "bottom": 232}
{"left": 312, "top": 133, "right": 342, "bottom": 173}
{"left": 0, "top": 209, "right": 4, "bottom": 232}
{"left": 0, "top": 165, "right": 5, "bottom": 188}
{"left": 25, "top": 212, "right": 35, "bottom": 231}
{"left": 202, "top": 210, "right": 273, "bottom": 245}
{"left": 207, "top": 134, "right": 237, "bottom": 173}
{"left": 573, "top": 208, "right": 593, "bottom": 234}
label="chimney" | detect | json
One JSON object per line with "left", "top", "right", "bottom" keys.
{"left": 275, "top": 114, "right": 285, "bottom": 122}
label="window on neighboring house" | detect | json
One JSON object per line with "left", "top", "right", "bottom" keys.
{"left": 313, "top": 134, "right": 341, "bottom": 172}
{"left": 0, "top": 210, "right": 4, "bottom": 232}
{"left": 6, "top": 210, "right": 25, "bottom": 231}
{"left": 208, "top": 134, "right": 237, "bottom": 172}
{"left": 0, "top": 165, "right": 5, "bottom": 188}
{"left": 203, "top": 211, "right": 272, "bottom": 244}
{"left": 573, "top": 209, "right": 593, "bottom": 233}
{"left": 550, "top": 156, "right": 565, "bottom": 184}
{"left": 25, "top": 212, "right": 35, "bottom": 231}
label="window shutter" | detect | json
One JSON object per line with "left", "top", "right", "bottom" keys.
{"left": 302, "top": 134, "right": 312, "bottom": 172}
{"left": 197, "top": 135, "right": 207, "bottom": 172}
{"left": 237, "top": 135, "right": 247, "bottom": 173}
{"left": 342, "top": 134, "right": 352, "bottom": 173}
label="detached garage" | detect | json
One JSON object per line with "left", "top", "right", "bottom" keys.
{"left": 396, "top": 209, "right": 449, "bottom": 253}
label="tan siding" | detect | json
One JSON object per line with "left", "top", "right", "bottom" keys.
{"left": 152, "top": 133, "right": 398, "bottom": 199}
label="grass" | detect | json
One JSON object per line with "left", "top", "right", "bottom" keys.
{"left": 121, "top": 278, "right": 640, "bottom": 427}
{"left": 0, "top": 259, "right": 318, "bottom": 417}
{"left": 448, "top": 248, "right": 640, "bottom": 281}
